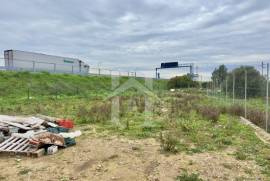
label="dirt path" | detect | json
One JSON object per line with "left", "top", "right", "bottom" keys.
{"left": 0, "top": 127, "right": 266, "bottom": 181}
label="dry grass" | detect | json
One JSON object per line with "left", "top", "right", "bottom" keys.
{"left": 197, "top": 106, "right": 220, "bottom": 122}
{"left": 77, "top": 101, "right": 111, "bottom": 123}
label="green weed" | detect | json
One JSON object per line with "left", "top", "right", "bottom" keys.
{"left": 176, "top": 172, "right": 203, "bottom": 181}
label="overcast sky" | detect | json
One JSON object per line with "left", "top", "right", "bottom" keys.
{"left": 0, "top": 0, "right": 270, "bottom": 79}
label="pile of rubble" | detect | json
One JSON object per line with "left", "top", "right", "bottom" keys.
{"left": 0, "top": 115, "right": 81, "bottom": 157}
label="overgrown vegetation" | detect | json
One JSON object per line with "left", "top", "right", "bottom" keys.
{"left": 168, "top": 75, "right": 198, "bottom": 89}
{"left": 0, "top": 71, "right": 270, "bottom": 179}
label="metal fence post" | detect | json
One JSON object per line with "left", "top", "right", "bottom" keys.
{"left": 266, "top": 63, "right": 269, "bottom": 132}
{"left": 245, "top": 69, "right": 247, "bottom": 118}
{"left": 33, "top": 61, "right": 36, "bottom": 72}
{"left": 233, "top": 72, "right": 235, "bottom": 104}
{"left": 225, "top": 78, "right": 228, "bottom": 101}
{"left": 54, "top": 63, "right": 56, "bottom": 72}
{"left": 213, "top": 78, "right": 215, "bottom": 97}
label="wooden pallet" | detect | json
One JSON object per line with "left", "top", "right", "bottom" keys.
{"left": 0, "top": 136, "right": 44, "bottom": 157}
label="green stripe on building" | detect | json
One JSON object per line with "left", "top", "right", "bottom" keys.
{"left": 64, "top": 59, "right": 74, "bottom": 63}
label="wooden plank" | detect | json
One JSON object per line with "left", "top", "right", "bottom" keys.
{"left": 11, "top": 139, "right": 28, "bottom": 151}
{"left": 18, "top": 144, "right": 29, "bottom": 152}
{"left": 0, "top": 137, "right": 15, "bottom": 148}
{"left": 6, "top": 138, "right": 23, "bottom": 151}
{"left": 31, "top": 148, "right": 45, "bottom": 158}
{"left": 0, "top": 120, "right": 31, "bottom": 130}
{"left": 0, "top": 137, "right": 20, "bottom": 150}
{"left": 5, "top": 139, "right": 22, "bottom": 151}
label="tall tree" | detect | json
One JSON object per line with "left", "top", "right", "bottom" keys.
{"left": 227, "top": 66, "right": 265, "bottom": 98}
{"left": 211, "top": 65, "right": 228, "bottom": 86}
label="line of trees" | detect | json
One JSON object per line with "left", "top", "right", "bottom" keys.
{"left": 211, "top": 64, "right": 265, "bottom": 98}
{"left": 167, "top": 64, "right": 265, "bottom": 98}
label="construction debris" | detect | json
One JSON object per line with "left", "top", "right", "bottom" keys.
{"left": 0, "top": 115, "right": 81, "bottom": 157}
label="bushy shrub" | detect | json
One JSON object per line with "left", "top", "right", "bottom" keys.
{"left": 168, "top": 75, "right": 199, "bottom": 89}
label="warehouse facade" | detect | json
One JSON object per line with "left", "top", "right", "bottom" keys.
{"left": 4, "top": 50, "right": 90, "bottom": 74}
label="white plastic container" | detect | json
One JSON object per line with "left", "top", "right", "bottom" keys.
{"left": 47, "top": 145, "right": 58, "bottom": 155}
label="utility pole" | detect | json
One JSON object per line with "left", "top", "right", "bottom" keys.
{"left": 266, "top": 63, "right": 269, "bottom": 132}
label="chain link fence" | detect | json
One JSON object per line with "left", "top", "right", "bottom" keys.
{"left": 203, "top": 64, "right": 270, "bottom": 133}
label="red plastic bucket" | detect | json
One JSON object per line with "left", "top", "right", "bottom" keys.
{"left": 58, "top": 119, "right": 74, "bottom": 129}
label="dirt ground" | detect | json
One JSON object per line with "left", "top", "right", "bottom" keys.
{"left": 0, "top": 126, "right": 266, "bottom": 181}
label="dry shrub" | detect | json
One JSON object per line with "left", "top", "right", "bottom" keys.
{"left": 197, "top": 106, "right": 220, "bottom": 122}
{"left": 185, "top": 94, "right": 200, "bottom": 101}
{"left": 117, "top": 95, "right": 146, "bottom": 116}
{"left": 227, "top": 104, "right": 244, "bottom": 117}
{"left": 77, "top": 101, "right": 111, "bottom": 123}
{"left": 91, "top": 102, "right": 111, "bottom": 122}
{"left": 135, "top": 96, "right": 145, "bottom": 113}
{"left": 246, "top": 109, "right": 265, "bottom": 128}
{"left": 170, "top": 98, "right": 193, "bottom": 117}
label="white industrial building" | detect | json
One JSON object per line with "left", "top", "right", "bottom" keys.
{"left": 4, "top": 50, "right": 90, "bottom": 74}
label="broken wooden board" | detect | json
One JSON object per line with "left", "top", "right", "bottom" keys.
{"left": 0, "top": 120, "right": 31, "bottom": 130}
{"left": 0, "top": 115, "right": 44, "bottom": 128}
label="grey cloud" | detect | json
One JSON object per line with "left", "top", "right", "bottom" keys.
{"left": 0, "top": 0, "right": 269, "bottom": 78}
